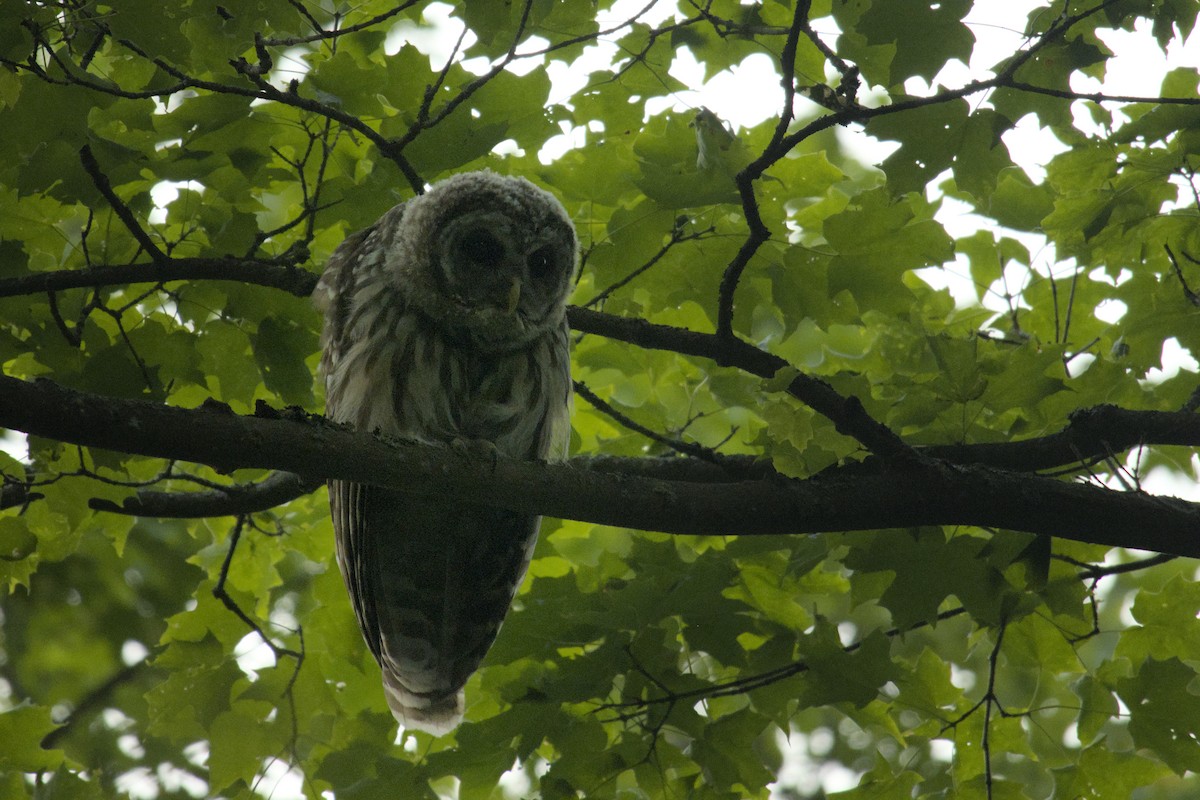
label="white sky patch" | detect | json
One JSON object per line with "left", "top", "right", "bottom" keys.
{"left": 539, "top": 121, "right": 588, "bottom": 163}
{"left": 1145, "top": 337, "right": 1200, "bottom": 384}
{"left": 1066, "top": 351, "right": 1096, "bottom": 376}
{"left": 1002, "top": 118, "right": 1071, "bottom": 182}
{"left": 265, "top": 46, "right": 313, "bottom": 91}
{"left": 950, "top": 663, "right": 977, "bottom": 692}
{"left": 184, "top": 740, "right": 209, "bottom": 768}
{"left": 498, "top": 757, "right": 534, "bottom": 798}
{"left": 1093, "top": 298, "right": 1128, "bottom": 324}
{"left": 388, "top": 2, "right": 470, "bottom": 63}
{"left": 1094, "top": 17, "right": 1200, "bottom": 96}
{"left": 115, "top": 767, "right": 160, "bottom": 800}
{"left": 122, "top": 639, "right": 150, "bottom": 666}
{"left": 545, "top": 54, "right": 598, "bottom": 106}
{"left": 1143, "top": 464, "right": 1200, "bottom": 501}
{"left": 118, "top": 733, "right": 147, "bottom": 759}
{"left": 930, "top": 738, "right": 956, "bottom": 762}
{"left": 149, "top": 180, "right": 204, "bottom": 225}
{"left": 770, "top": 728, "right": 860, "bottom": 798}
{"left": 605, "top": 0, "right": 678, "bottom": 28}
{"left": 0, "top": 430, "right": 26, "bottom": 461}
{"left": 254, "top": 759, "right": 306, "bottom": 800}
{"left": 653, "top": 49, "right": 786, "bottom": 129}
{"left": 233, "top": 631, "right": 277, "bottom": 676}
{"left": 158, "top": 762, "right": 208, "bottom": 799}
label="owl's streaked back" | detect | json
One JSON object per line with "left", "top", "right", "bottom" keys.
{"left": 314, "top": 171, "right": 576, "bottom": 735}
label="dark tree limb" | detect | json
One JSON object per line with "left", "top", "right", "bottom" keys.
{"left": 0, "top": 258, "right": 318, "bottom": 299}
{"left": 920, "top": 405, "right": 1200, "bottom": 472}
{"left": 2, "top": 258, "right": 1195, "bottom": 472}
{"left": 2, "top": 251, "right": 1193, "bottom": 472}
{"left": 88, "top": 471, "right": 321, "bottom": 517}
{"left": 0, "top": 482, "right": 42, "bottom": 512}
{"left": 81, "top": 456, "right": 769, "bottom": 520}
{"left": 41, "top": 659, "right": 155, "bottom": 749}
{"left": 2, "top": 375, "right": 1199, "bottom": 556}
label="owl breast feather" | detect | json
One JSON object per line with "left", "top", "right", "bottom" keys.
{"left": 326, "top": 297, "right": 568, "bottom": 460}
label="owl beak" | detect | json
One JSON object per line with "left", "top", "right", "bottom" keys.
{"left": 505, "top": 276, "right": 522, "bottom": 313}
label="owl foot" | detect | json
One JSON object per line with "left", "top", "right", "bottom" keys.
{"left": 451, "top": 437, "right": 500, "bottom": 470}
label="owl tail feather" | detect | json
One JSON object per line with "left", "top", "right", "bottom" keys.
{"left": 382, "top": 671, "right": 464, "bottom": 736}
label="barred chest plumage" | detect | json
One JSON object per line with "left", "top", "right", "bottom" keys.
{"left": 324, "top": 296, "right": 571, "bottom": 462}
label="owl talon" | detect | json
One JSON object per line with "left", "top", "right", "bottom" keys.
{"left": 451, "top": 437, "right": 500, "bottom": 469}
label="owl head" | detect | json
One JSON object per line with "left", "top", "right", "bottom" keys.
{"left": 388, "top": 171, "right": 577, "bottom": 351}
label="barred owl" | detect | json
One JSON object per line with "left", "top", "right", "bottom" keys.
{"left": 313, "top": 171, "right": 576, "bottom": 735}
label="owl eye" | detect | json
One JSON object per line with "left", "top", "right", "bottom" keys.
{"left": 527, "top": 245, "right": 556, "bottom": 277}
{"left": 460, "top": 230, "right": 504, "bottom": 265}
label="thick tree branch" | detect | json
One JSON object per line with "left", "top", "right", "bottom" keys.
{"left": 2, "top": 375, "right": 1199, "bottom": 556}
{"left": 3, "top": 253, "right": 1193, "bottom": 473}
{"left": 82, "top": 456, "right": 770, "bottom": 520}
{"left": 0, "top": 258, "right": 317, "bottom": 299}
{"left": 40, "top": 659, "right": 154, "bottom": 749}
{"left": 0, "top": 254, "right": 913, "bottom": 460}
{"left": 88, "top": 471, "right": 321, "bottom": 517}
{"left": 921, "top": 405, "right": 1200, "bottom": 472}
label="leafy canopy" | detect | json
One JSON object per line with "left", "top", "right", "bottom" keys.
{"left": 1, "top": 1, "right": 1200, "bottom": 799}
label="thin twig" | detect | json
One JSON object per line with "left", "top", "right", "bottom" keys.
{"left": 212, "top": 516, "right": 303, "bottom": 662}
{"left": 583, "top": 225, "right": 714, "bottom": 308}
{"left": 573, "top": 380, "right": 725, "bottom": 464}
{"left": 1164, "top": 244, "right": 1200, "bottom": 306}
{"left": 41, "top": 660, "right": 153, "bottom": 749}
{"left": 79, "top": 145, "right": 165, "bottom": 263}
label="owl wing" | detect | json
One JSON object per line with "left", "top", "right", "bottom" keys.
{"left": 313, "top": 202, "right": 409, "bottom": 382}
{"left": 330, "top": 480, "right": 541, "bottom": 734}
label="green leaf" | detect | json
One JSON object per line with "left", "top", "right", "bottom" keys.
{"left": 800, "top": 623, "right": 899, "bottom": 708}
{"left": 1073, "top": 675, "right": 1118, "bottom": 746}
{"left": 1054, "top": 745, "right": 1172, "bottom": 800}
{"left": 867, "top": 99, "right": 969, "bottom": 196}
{"left": 823, "top": 190, "right": 954, "bottom": 313}
{"left": 1116, "top": 576, "right": 1200, "bottom": 664}
{"left": 844, "top": 528, "right": 1011, "bottom": 628}
{"left": 1117, "top": 657, "right": 1200, "bottom": 774}
{"left": 0, "top": 705, "right": 63, "bottom": 772}
{"left": 208, "top": 705, "right": 278, "bottom": 792}
{"left": 692, "top": 708, "right": 776, "bottom": 790}
{"left": 251, "top": 315, "right": 316, "bottom": 405}
{"left": 858, "top": 0, "right": 975, "bottom": 86}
